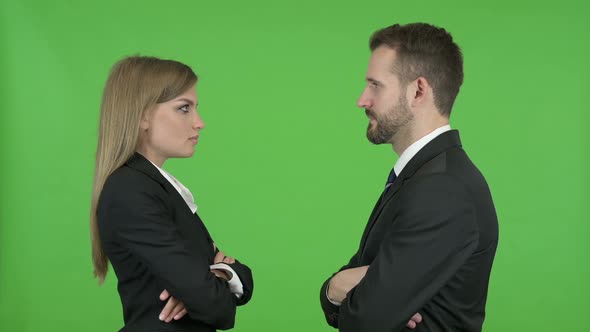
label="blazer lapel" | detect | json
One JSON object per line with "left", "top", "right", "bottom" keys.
{"left": 126, "top": 153, "right": 193, "bottom": 214}
{"left": 358, "top": 130, "right": 463, "bottom": 257}
{"left": 125, "top": 152, "right": 215, "bottom": 257}
{"left": 357, "top": 178, "right": 405, "bottom": 255}
{"left": 125, "top": 152, "right": 171, "bottom": 189}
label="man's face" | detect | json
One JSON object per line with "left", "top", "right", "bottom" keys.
{"left": 357, "top": 46, "right": 413, "bottom": 144}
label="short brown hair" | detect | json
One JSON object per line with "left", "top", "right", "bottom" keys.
{"left": 370, "top": 23, "right": 463, "bottom": 117}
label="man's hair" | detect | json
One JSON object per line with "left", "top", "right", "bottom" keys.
{"left": 370, "top": 23, "right": 464, "bottom": 117}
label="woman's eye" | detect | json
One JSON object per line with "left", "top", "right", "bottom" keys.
{"left": 179, "top": 104, "right": 190, "bottom": 113}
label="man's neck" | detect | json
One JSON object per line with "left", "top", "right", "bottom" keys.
{"left": 392, "top": 116, "right": 449, "bottom": 156}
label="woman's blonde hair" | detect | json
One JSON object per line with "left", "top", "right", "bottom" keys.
{"left": 90, "top": 56, "right": 197, "bottom": 284}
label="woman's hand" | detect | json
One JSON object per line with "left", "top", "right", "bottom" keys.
{"left": 211, "top": 268, "right": 231, "bottom": 280}
{"left": 214, "top": 250, "right": 235, "bottom": 264}
{"left": 210, "top": 250, "right": 235, "bottom": 280}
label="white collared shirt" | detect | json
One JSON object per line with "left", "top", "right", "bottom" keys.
{"left": 155, "top": 167, "right": 198, "bottom": 214}
{"left": 147, "top": 159, "right": 244, "bottom": 298}
{"left": 393, "top": 125, "right": 451, "bottom": 177}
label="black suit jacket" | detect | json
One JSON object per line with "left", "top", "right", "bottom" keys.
{"left": 320, "top": 130, "right": 498, "bottom": 332}
{"left": 98, "top": 153, "right": 253, "bottom": 332}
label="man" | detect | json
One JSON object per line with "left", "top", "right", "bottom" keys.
{"left": 319, "top": 23, "right": 499, "bottom": 331}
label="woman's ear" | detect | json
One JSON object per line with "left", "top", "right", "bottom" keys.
{"left": 140, "top": 112, "right": 151, "bottom": 130}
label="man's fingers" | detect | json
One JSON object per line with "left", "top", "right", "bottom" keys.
{"left": 406, "top": 312, "right": 422, "bottom": 329}
{"left": 159, "top": 296, "right": 178, "bottom": 321}
{"left": 159, "top": 289, "right": 170, "bottom": 301}
{"left": 412, "top": 313, "right": 422, "bottom": 323}
{"left": 174, "top": 308, "right": 188, "bottom": 320}
{"left": 166, "top": 301, "right": 185, "bottom": 323}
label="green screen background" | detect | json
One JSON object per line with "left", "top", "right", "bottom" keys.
{"left": 1, "top": 0, "right": 588, "bottom": 331}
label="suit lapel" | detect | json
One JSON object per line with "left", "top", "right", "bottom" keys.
{"left": 125, "top": 152, "right": 171, "bottom": 189}
{"left": 358, "top": 130, "right": 463, "bottom": 257}
{"left": 125, "top": 152, "right": 215, "bottom": 258}
{"left": 126, "top": 153, "right": 193, "bottom": 214}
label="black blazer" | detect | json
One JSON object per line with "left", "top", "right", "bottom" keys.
{"left": 320, "top": 130, "right": 498, "bottom": 332}
{"left": 98, "top": 153, "right": 253, "bottom": 332}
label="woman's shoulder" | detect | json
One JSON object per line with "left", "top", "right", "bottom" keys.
{"left": 97, "top": 165, "right": 173, "bottom": 236}
{"left": 101, "top": 165, "right": 166, "bottom": 203}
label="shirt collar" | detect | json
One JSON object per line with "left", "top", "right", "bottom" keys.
{"left": 146, "top": 159, "right": 198, "bottom": 214}
{"left": 393, "top": 125, "right": 451, "bottom": 177}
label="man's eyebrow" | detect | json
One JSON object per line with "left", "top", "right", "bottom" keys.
{"left": 366, "top": 77, "right": 383, "bottom": 85}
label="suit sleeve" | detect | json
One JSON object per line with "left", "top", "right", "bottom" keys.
{"left": 212, "top": 246, "right": 254, "bottom": 306}
{"left": 319, "top": 251, "right": 361, "bottom": 328}
{"left": 227, "top": 259, "right": 254, "bottom": 306}
{"left": 99, "top": 182, "right": 237, "bottom": 330}
{"left": 337, "top": 174, "right": 480, "bottom": 332}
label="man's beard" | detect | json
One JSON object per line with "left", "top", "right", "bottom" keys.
{"left": 366, "top": 96, "right": 413, "bottom": 144}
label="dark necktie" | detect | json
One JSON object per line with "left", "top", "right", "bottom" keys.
{"left": 384, "top": 168, "right": 397, "bottom": 193}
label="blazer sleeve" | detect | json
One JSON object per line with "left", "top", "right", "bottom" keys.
{"left": 319, "top": 251, "right": 361, "bottom": 328}
{"left": 227, "top": 259, "right": 254, "bottom": 306}
{"left": 99, "top": 180, "right": 237, "bottom": 330}
{"left": 212, "top": 246, "right": 254, "bottom": 306}
{"left": 337, "top": 174, "right": 480, "bottom": 332}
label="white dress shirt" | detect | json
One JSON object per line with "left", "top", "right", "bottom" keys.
{"left": 147, "top": 159, "right": 244, "bottom": 298}
{"left": 393, "top": 125, "right": 451, "bottom": 177}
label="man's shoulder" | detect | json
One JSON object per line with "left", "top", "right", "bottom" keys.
{"left": 413, "top": 146, "right": 487, "bottom": 188}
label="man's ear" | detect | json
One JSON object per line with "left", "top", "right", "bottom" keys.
{"left": 408, "top": 76, "right": 431, "bottom": 108}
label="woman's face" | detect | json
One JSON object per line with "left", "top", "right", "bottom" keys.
{"left": 138, "top": 84, "right": 204, "bottom": 166}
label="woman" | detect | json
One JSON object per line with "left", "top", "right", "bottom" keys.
{"left": 90, "top": 56, "right": 253, "bottom": 331}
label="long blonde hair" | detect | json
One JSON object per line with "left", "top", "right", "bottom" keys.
{"left": 91, "top": 56, "right": 197, "bottom": 284}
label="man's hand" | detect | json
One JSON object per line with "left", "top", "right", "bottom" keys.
{"left": 328, "top": 266, "right": 423, "bottom": 329}
{"left": 327, "top": 265, "right": 369, "bottom": 303}
{"left": 159, "top": 289, "right": 187, "bottom": 322}
{"left": 406, "top": 313, "right": 423, "bottom": 329}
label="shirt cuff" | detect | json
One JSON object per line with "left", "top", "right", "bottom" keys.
{"left": 210, "top": 263, "right": 244, "bottom": 298}
{"left": 326, "top": 281, "right": 341, "bottom": 306}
